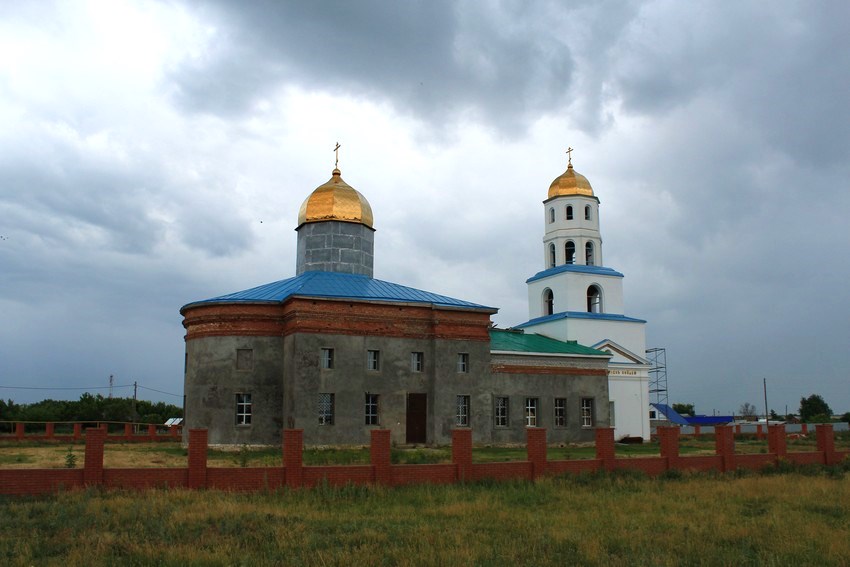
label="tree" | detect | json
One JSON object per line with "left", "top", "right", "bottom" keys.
{"left": 739, "top": 402, "right": 758, "bottom": 419}
{"left": 769, "top": 409, "right": 780, "bottom": 420}
{"left": 672, "top": 403, "right": 694, "bottom": 416}
{"left": 799, "top": 394, "right": 833, "bottom": 423}
{"left": 841, "top": 412, "right": 850, "bottom": 424}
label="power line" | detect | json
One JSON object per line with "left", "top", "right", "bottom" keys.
{"left": 137, "top": 385, "right": 183, "bottom": 398}
{"left": 0, "top": 384, "right": 132, "bottom": 391}
{"left": 0, "top": 383, "right": 181, "bottom": 397}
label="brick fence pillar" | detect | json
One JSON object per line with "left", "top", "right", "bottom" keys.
{"left": 756, "top": 424, "right": 765, "bottom": 439}
{"left": 452, "top": 429, "right": 473, "bottom": 482}
{"left": 768, "top": 424, "right": 787, "bottom": 459}
{"left": 801, "top": 423, "right": 808, "bottom": 435}
{"left": 371, "top": 429, "right": 392, "bottom": 485}
{"left": 735, "top": 424, "right": 741, "bottom": 435}
{"left": 284, "top": 429, "right": 303, "bottom": 488}
{"left": 527, "top": 428, "right": 548, "bottom": 479}
{"left": 15, "top": 422, "right": 24, "bottom": 440}
{"left": 84, "top": 427, "right": 106, "bottom": 486}
{"left": 595, "top": 427, "right": 616, "bottom": 471}
{"left": 148, "top": 424, "right": 157, "bottom": 439}
{"left": 187, "top": 429, "right": 208, "bottom": 489}
{"left": 693, "top": 425, "right": 701, "bottom": 438}
{"left": 816, "top": 424, "right": 837, "bottom": 465}
{"left": 124, "top": 423, "right": 133, "bottom": 439}
{"left": 658, "top": 426, "right": 680, "bottom": 471}
{"left": 169, "top": 425, "right": 180, "bottom": 438}
{"left": 45, "top": 422, "right": 55, "bottom": 439}
{"left": 715, "top": 425, "right": 736, "bottom": 472}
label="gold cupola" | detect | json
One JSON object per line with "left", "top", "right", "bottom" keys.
{"left": 547, "top": 163, "right": 594, "bottom": 199}
{"left": 297, "top": 168, "right": 374, "bottom": 228}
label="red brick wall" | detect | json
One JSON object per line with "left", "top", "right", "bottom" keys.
{"left": 183, "top": 299, "right": 494, "bottom": 342}
{"left": 2, "top": 426, "right": 847, "bottom": 496}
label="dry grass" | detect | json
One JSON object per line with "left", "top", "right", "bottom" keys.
{"left": 1, "top": 470, "right": 849, "bottom": 566}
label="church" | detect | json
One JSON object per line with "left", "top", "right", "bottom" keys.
{"left": 180, "top": 151, "right": 648, "bottom": 446}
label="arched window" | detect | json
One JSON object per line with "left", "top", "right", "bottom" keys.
{"left": 549, "top": 208, "right": 555, "bottom": 224}
{"left": 585, "top": 205, "right": 592, "bottom": 220}
{"left": 585, "top": 242, "right": 594, "bottom": 265}
{"left": 565, "top": 241, "right": 575, "bottom": 264}
{"left": 566, "top": 205, "right": 573, "bottom": 220}
{"left": 587, "top": 285, "right": 602, "bottom": 313}
{"left": 543, "top": 289, "right": 554, "bottom": 315}
{"left": 548, "top": 243, "right": 556, "bottom": 268}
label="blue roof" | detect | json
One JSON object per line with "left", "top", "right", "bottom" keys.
{"left": 527, "top": 264, "right": 624, "bottom": 284}
{"left": 182, "top": 271, "right": 497, "bottom": 312}
{"left": 514, "top": 310, "right": 647, "bottom": 328}
{"left": 651, "top": 404, "right": 690, "bottom": 425}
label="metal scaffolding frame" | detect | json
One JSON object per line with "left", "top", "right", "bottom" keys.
{"left": 646, "top": 347, "right": 668, "bottom": 407}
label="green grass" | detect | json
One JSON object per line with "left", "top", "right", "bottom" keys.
{"left": 2, "top": 470, "right": 849, "bottom": 566}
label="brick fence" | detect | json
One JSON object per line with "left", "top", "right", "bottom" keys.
{"left": 0, "top": 421, "right": 182, "bottom": 443}
{"left": 0, "top": 424, "right": 847, "bottom": 496}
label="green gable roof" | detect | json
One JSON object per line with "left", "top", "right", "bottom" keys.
{"left": 490, "top": 329, "right": 609, "bottom": 357}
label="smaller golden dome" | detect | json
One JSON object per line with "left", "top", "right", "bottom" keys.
{"left": 548, "top": 163, "right": 594, "bottom": 199}
{"left": 297, "top": 168, "right": 374, "bottom": 228}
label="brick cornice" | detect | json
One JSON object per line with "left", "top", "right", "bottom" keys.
{"left": 183, "top": 298, "right": 492, "bottom": 341}
{"left": 490, "top": 363, "right": 609, "bottom": 376}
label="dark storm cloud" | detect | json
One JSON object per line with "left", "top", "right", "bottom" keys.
{"left": 171, "top": 0, "right": 585, "bottom": 131}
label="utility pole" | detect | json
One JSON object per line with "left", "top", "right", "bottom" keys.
{"left": 133, "top": 381, "right": 138, "bottom": 420}
{"left": 109, "top": 374, "right": 114, "bottom": 399}
{"left": 763, "top": 378, "right": 769, "bottom": 425}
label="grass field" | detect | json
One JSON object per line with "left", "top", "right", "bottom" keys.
{"left": 0, "top": 432, "right": 847, "bottom": 469}
{"left": 1, "top": 467, "right": 849, "bottom": 566}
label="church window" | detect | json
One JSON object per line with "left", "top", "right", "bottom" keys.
{"left": 367, "top": 350, "right": 380, "bottom": 371}
{"left": 585, "top": 242, "right": 594, "bottom": 265}
{"left": 549, "top": 207, "right": 555, "bottom": 223}
{"left": 321, "top": 348, "right": 334, "bottom": 369}
{"left": 587, "top": 285, "right": 602, "bottom": 313}
{"left": 365, "top": 393, "right": 380, "bottom": 425}
{"left": 236, "top": 349, "right": 253, "bottom": 371}
{"left": 565, "top": 241, "right": 575, "bottom": 264}
{"left": 495, "top": 397, "right": 509, "bottom": 427}
{"left": 456, "top": 395, "right": 470, "bottom": 427}
{"left": 549, "top": 243, "right": 556, "bottom": 268}
{"left": 585, "top": 205, "right": 592, "bottom": 220}
{"left": 581, "top": 398, "right": 594, "bottom": 428}
{"left": 554, "top": 398, "right": 567, "bottom": 427}
{"left": 235, "top": 393, "right": 252, "bottom": 426}
{"left": 524, "top": 397, "right": 539, "bottom": 427}
{"left": 566, "top": 205, "right": 573, "bottom": 220}
{"left": 543, "top": 289, "right": 554, "bottom": 315}
{"left": 318, "top": 393, "right": 334, "bottom": 425}
{"left": 411, "top": 352, "right": 424, "bottom": 372}
{"left": 457, "top": 353, "right": 470, "bottom": 373}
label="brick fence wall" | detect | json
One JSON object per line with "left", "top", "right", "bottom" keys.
{"left": 0, "top": 425, "right": 847, "bottom": 496}
{"left": 0, "top": 421, "right": 181, "bottom": 443}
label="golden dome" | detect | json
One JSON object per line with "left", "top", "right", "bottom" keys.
{"left": 297, "top": 168, "right": 374, "bottom": 228}
{"left": 548, "top": 163, "right": 594, "bottom": 199}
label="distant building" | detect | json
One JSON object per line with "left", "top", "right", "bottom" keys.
{"left": 180, "top": 159, "right": 622, "bottom": 446}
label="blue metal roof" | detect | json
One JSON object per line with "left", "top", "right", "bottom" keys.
{"left": 513, "top": 310, "right": 647, "bottom": 328}
{"left": 527, "top": 264, "right": 624, "bottom": 284}
{"left": 182, "top": 271, "right": 497, "bottom": 312}
{"left": 651, "top": 403, "right": 690, "bottom": 425}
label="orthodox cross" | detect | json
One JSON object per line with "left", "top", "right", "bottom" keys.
{"left": 334, "top": 142, "right": 341, "bottom": 169}
{"left": 566, "top": 146, "right": 574, "bottom": 167}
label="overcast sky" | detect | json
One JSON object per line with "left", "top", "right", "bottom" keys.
{"left": 1, "top": 0, "right": 848, "bottom": 416}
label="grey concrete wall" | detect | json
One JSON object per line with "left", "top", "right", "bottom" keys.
{"left": 183, "top": 336, "right": 284, "bottom": 446}
{"left": 185, "top": 332, "right": 609, "bottom": 447}
{"left": 295, "top": 221, "right": 374, "bottom": 276}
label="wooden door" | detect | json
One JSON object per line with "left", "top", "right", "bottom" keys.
{"left": 406, "top": 393, "right": 427, "bottom": 444}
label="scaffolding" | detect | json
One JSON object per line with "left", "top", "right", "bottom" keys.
{"left": 646, "top": 347, "right": 668, "bottom": 407}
